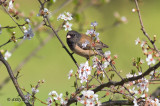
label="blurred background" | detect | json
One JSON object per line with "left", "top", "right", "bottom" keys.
{"left": 0, "top": 0, "right": 160, "bottom": 105}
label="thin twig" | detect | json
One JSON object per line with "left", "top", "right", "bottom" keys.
{"left": 37, "top": 0, "right": 79, "bottom": 68}
{"left": 1, "top": 26, "right": 16, "bottom": 29}
{"left": 0, "top": 1, "right": 75, "bottom": 89}
{"left": 0, "top": 52, "right": 31, "bottom": 106}
{"left": 45, "top": 16, "right": 79, "bottom": 68}
{"left": 67, "top": 62, "right": 160, "bottom": 105}
{"left": 0, "top": 22, "right": 64, "bottom": 90}
{"left": 1, "top": 4, "right": 24, "bottom": 33}
{"left": 134, "top": 0, "right": 159, "bottom": 53}
{"left": 101, "top": 100, "right": 133, "bottom": 106}
{"left": 90, "top": 75, "right": 102, "bottom": 84}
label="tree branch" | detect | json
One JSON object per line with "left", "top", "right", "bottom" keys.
{"left": 0, "top": 52, "right": 31, "bottom": 106}
{"left": 93, "top": 62, "right": 160, "bottom": 93}
{"left": 45, "top": 17, "right": 79, "bottom": 68}
{"left": 67, "top": 62, "right": 160, "bottom": 105}
{"left": 101, "top": 100, "right": 133, "bottom": 106}
{"left": 134, "top": 0, "right": 159, "bottom": 53}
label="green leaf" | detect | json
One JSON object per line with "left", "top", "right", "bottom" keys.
{"left": 131, "top": 70, "right": 136, "bottom": 75}
{"left": 122, "top": 95, "right": 126, "bottom": 99}
{"left": 66, "top": 91, "right": 69, "bottom": 96}
{"left": 74, "top": 81, "right": 77, "bottom": 88}
{"left": 100, "top": 74, "right": 103, "bottom": 81}
{"left": 110, "top": 74, "right": 115, "bottom": 80}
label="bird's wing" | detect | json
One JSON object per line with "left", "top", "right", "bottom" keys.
{"left": 94, "top": 41, "right": 109, "bottom": 49}
{"left": 77, "top": 34, "right": 109, "bottom": 50}
{"left": 77, "top": 34, "right": 93, "bottom": 50}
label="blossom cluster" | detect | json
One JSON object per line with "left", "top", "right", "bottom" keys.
{"left": 0, "top": 50, "right": 12, "bottom": 61}
{"left": 6, "top": 0, "right": 25, "bottom": 19}
{"left": 126, "top": 72, "right": 149, "bottom": 95}
{"left": 68, "top": 51, "right": 112, "bottom": 83}
{"left": 92, "top": 51, "right": 114, "bottom": 78}
{"left": 149, "top": 70, "right": 160, "bottom": 79}
{"left": 85, "top": 21, "right": 100, "bottom": 43}
{"left": 47, "top": 91, "right": 67, "bottom": 106}
{"left": 23, "top": 25, "right": 34, "bottom": 40}
{"left": 37, "top": 8, "right": 49, "bottom": 17}
{"left": 57, "top": 12, "right": 73, "bottom": 31}
{"left": 78, "top": 61, "right": 92, "bottom": 83}
{"left": 77, "top": 90, "right": 101, "bottom": 106}
{"left": 133, "top": 97, "right": 160, "bottom": 106}
{"left": 135, "top": 37, "right": 158, "bottom": 65}
{"left": 125, "top": 71, "right": 160, "bottom": 106}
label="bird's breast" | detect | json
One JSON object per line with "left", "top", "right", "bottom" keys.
{"left": 73, "top": 45, "right": 97, "bottom": 58}
{"left": 67, "top": 40, "right": 75, "bottom": 51}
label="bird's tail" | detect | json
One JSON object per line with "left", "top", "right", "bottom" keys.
{"left": 103, "top": 43, "right": 109, "bottom": 48}
{"left": 96, "top": 49, "right": 104, "bottom": 56}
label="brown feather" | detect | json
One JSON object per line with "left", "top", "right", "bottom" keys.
{"left": 73, "top": 45, "right": 97, "bottom": 58}
{"left": 78, "top": 34, "right": 109, "bottom": 50}
{"left": 66, "top": 30, "right": 109, "bottom": 58}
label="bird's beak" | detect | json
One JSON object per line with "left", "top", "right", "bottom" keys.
{"left": 67, "top": 35, "right": 71, "bottom": 38}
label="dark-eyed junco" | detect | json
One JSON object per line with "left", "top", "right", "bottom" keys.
{"left": 66, "top": 30, "right": 109, "bottom": 59}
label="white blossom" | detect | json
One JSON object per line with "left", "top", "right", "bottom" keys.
{"left": 23, "top": 26, "right": 34, "bottom": 40}
{"left": 44, "top": 8, "right": 48, "bottom": 13}
{"left": 57, "top": 12, "right": 72, "bottom": 21}
{"left": 68, "top": 69, "right": 73, "bottom": 79}
{"left": 92, "top": 56, "right": 98, "bottom": 68}
{"left": 104, "top": 51, "right": 111, "bottom": 57}
{"left": 132, "top": 8, "right": 136, "bottom": 12}
{"left": 137, "top": 78, "right": 149, "bottom": 92}
{"left": 24, "top": 93, "right": 31, "bottom": 101}
{"left": 91, "top": 21, "right": 98, "bottom": 27}
{"left": 129, "top": 87, "right": 138, "bottom": 94}
{"left": 63, "top": 21, "right": 72, "bottom": 31}
{"left": 57, "top": 13, "right": 65, "bottom": 20}
{"left": 102, "top": 61, "right": 110, "bottom": 69}
{"left": 25, "top": 18, "right": 30, "bottom": 23}
{"left": 8, "top": 0, "right": 13, "bottom": 10}
{"left": 65, "top": 12, "right": 73, "bottom": 21}
{"left": 82, "top": 40, "right": 90, "bottom": 48}
{"left": 133, "top": 98, "right": 138, "bottom": 106}
{"left": 135, "top": 37, "right": 140, "bottom": 45}
{"left": 86, "top": 29, "right": 94, "bottom": 35}
{"left": 78, "top": 61, "right": 92, "bottom": 83}
{"left": 126, "top": 73, "right": 133, "bottom": 78}
{"left": 32, "top": 88, "right": 39, "bottom": 94}
{"left": 79, "top": 90, "right": 100, "bottom": 106}
{"left": 141, "top": 41, "right": 146, "bottom": 47}
{"left": 54, "top": 93, "right": 63, "bottom": 100}
{"left": 49, "top": 91, "right": 58, "bottom": 96}
{"left": 146, "top": 54, "right": 156, "bottom": 65}
{"left": 4, "top": 51, "right": 12, "bottom": 60}
{"left": 60, "top": 98, "right": 68, "bottom": 105}
{"left": 46, "top": 97, "right": 52, "bottom": 106}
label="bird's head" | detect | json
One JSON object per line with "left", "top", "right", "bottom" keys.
{"left": 66, "top": 30, "right": 81, "bottom": 43}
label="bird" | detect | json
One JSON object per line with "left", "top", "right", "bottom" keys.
{"left": 66, "top": 30, "right": 109, "bottom": 59}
